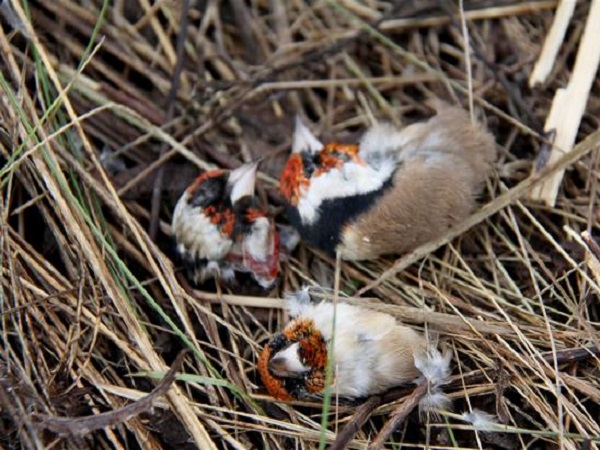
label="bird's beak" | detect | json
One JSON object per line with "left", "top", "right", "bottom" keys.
{"left": 292, "top": 116, "right": 323, "bottom": 154}
{"left": 228, "top": 162, "right": 258, "bottom": 204}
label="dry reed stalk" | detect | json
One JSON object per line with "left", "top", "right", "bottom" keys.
{"left": 529, "top": 0, "right": 577, "bottom": 86}
{"left": 528, "top": 0, "right": 600, "bottom": 205}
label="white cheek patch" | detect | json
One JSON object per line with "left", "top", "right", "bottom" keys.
{"left": 296, "top": 160, "right": 396, "bottom": 225}
{"left": 272, "top": 343, "right": 310, "bottom": 373}
{"left": 172, "top": 192, "right": 233, "bottom": 261}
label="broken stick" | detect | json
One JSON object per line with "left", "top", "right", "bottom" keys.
{"left": 31, "top": 350, "right": 189, "bottom": 436}
{"left": 528, "top": 0, "right": 600, "bottom": 206}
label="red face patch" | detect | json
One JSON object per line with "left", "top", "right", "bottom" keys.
{"left": 258, "top": 345, "right": 292, "bottom": 401}
{"left": 280, "top": 154, "right": 309, "bottom": 206}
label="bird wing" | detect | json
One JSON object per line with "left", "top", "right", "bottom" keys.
{"left": 358, "top": 122, "right": 429, "bottom": 166}
{"left": 295, "top": 301, "right": 396, "bottom": 343}
{"left": 172, "top": 193, "right": 234, "bottom": 261}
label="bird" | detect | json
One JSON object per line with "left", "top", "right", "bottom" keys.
{"left": 258, "top": 290, "right": 429, "bottom": 400}
{"left": 171, "top": 162, "right": 280, "bottom": 289}
{"left": 279, "top": 100, "right": 497, "bottom": 260}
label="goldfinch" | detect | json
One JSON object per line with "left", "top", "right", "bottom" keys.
{"left": 279, "top": 100, "right": 497, "bottom": 260}
{"left": 172, "top": 162, "right": 279, "bottom": 288}
{"left": 258, "top": 290, "right": 429, "bottom": 400}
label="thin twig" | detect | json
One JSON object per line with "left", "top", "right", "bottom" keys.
{"left": 458, "top": 0, "right": 474, "bottom": 123}
{"left": 367, "top": 382, "right": 429, "bottom": 450}
{"left": 32, "top": 350, "right": 189, "bottom": 435}
{"left": 439, "top": 0, "right": 542, "bottom": 131}
{"left": 149, "top": 0, "right": 190, "bottom": 240}
{"left": 330, "top": 395, "right": 384, "bottom": 450}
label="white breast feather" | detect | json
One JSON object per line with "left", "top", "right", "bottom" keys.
{"left": 327, "top": 304, "right": 401, "bottom": 397}
{"left": 172, "top": 192, "right": 232, "bottom": 261}
{"left": 297, "top": 160, "right": 396, "bottom": 224}
{"left": 286, "top": 296, "right": 421, "bottom": 397}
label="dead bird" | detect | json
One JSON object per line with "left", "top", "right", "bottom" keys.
{"left": 171, "top": 162, "right": 279, "bottom": 289}
{"left": 258, "top": 290, "right": 431, "bottom": 400}
{"left": 279, "top": 100, "right": 497, "bottom": 260}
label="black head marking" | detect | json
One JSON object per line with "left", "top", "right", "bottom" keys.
{"left": 301, "top": 151, "right": 319, "bottom": 178}
{"left": 231, "top": 196, "right": 264, "bottom": 236}
{"left": 283, "top": 378, "right": 310, "bottom": 399}
{"left": 266, "top": 333, "right": 312, "bottom": 399}
{"left": 286, "top": 176, "right": 396, "bottom": 255}
{"left": 268, "top": 333, "right": 289, "bottom": 352}
{"left": 188, "top": 175, "right": 228, "bottom": 209}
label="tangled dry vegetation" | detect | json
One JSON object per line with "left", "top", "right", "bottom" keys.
{"left": 1, "top": 1, "right": 599, "bottom": 449}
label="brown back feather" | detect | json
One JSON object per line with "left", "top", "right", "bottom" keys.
{"left": 340, "top": 104, "right": 496, "bottom": 260}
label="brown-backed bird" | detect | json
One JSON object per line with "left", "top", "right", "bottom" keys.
{"left": 279, "top": 100, "right": 497, "bottom": 259}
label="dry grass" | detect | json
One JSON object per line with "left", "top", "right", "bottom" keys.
{"left": 1, "top": 1, "right": 599, "bottom": 449}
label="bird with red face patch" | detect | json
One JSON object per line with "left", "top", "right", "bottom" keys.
{"left": 258, "top": 290, "right": 430, "bottom": 400}
{"left": 279, "top": 100, "right": 497, "bottom": 260}
{"left": 171, "top": 162, "right": 279, "bottom": 289}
